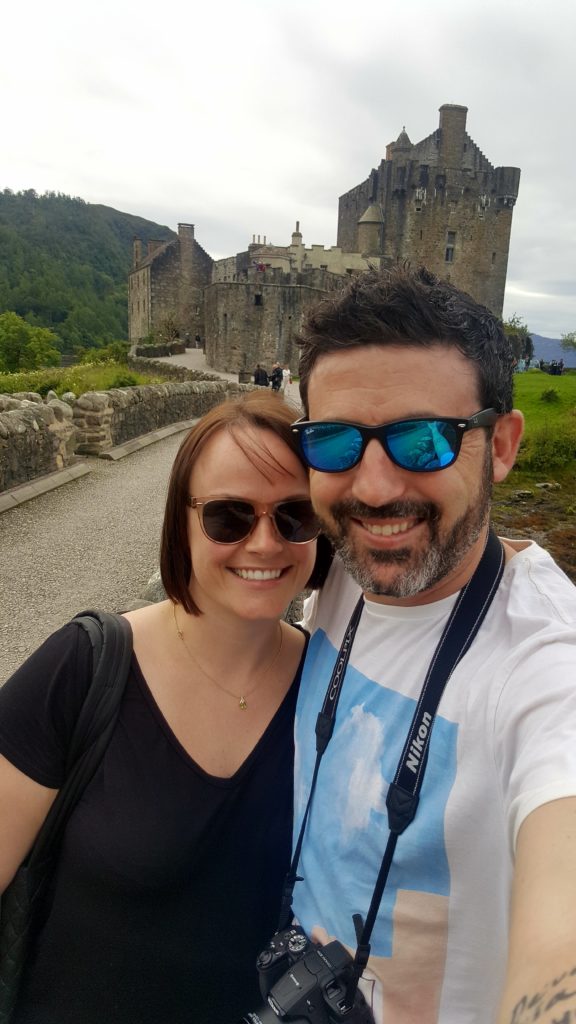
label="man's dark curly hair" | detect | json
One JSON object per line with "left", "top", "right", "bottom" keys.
{"left": 297, "top": 265, "right": 514, "bottom": 415}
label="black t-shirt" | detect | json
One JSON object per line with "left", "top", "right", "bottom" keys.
{"left": 0, "top": 622, "right": 307, "bottom": 1024}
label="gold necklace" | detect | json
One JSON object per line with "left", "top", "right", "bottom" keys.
{"left": 172, "top": 603, "right": 283, "bottom": 710}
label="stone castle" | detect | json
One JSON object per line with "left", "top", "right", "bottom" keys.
{"left": 128, "top": 103, "right": 520, "bottom": 374}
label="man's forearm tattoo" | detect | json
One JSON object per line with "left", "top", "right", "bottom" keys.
{"left": 511, "top": 966, "right": 576, "bottom": 1024}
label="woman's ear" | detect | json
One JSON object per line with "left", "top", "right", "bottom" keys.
{"left": 491, "top": 410, "right": 525, "bottom": 483}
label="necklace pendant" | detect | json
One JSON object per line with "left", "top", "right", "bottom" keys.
{"left": 239, "top": 696, "right": 248, "bottom": 711}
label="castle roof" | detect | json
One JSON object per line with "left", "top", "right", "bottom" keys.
{"left": 358, "top": 203, "right": 382, "bottom": 224}
{"left": 394, "top": 126, "right": 412, "bottom": 148}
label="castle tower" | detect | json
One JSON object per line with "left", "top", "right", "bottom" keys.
{"left": 336, "top": 103, "right": 520, "bottom": 315}
{"left": 357, "top": 204, "right": 382, "bottom": 256}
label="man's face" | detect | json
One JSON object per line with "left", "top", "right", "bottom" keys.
{"left": 306, "top": 344, "right": 501, "bottom": 605}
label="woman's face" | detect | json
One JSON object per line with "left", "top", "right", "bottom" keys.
{"left": 186, "top": 427, "right": 317, "bottom": 622}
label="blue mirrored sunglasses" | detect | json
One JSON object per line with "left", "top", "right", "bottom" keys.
{"left": 291, "top": 409, "right": 498, "bottom": 474}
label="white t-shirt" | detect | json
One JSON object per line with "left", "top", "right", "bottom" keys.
{"left": 293, "top": 540, "right": 576, "bottom": 1024}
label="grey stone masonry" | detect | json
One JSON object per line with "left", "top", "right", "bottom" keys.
{"left": 1, "top": 374, "right": 255, "bottom": 489}
{"left": 72, "top": 380, "right": 246, "bottom": 456}
{"left": 0, "top": 394, "right": 77, "bottom": 492}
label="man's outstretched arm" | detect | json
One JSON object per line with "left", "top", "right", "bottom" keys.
{"left": 497, "top": 797, "right": 576, "bottom": 1024}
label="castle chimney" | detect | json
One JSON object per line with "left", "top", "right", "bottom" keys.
{"left": 438, "top": 104, "right": 468, "bottom": 169}
{"left": 178, "top": 223, "right": 195, "bottom": 241}
{"left": 133, "top": 238, "right": 143, "bottom": 268}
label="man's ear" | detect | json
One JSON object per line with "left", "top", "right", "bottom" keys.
{"left": 492, "top": 410, "right": 525, "bottom": 483}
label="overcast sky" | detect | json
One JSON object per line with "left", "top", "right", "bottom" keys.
{"left": 3, "top": 0, "right": 575, "bottom": 337}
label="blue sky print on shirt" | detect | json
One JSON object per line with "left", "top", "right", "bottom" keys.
{"left": 293, "top": 628, "right": 459, "bottom": 958}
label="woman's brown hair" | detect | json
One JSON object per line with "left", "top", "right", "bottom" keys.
{"left": 160, "top": 390, "right": 332, "bottom": 614}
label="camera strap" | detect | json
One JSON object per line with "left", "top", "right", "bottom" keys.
{"left": 279, "top": 529, "right": 504, "bottom": 999}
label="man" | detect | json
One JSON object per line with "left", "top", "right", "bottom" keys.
{"left": 270, "top": 362, "right": 283, "bottom": 392}
{"left": 290, "top": 267, "right": 576, "bottom": 1024}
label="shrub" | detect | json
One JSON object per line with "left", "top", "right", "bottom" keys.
{"left": 109, "top": 372, "right": 138, "bottom": 388}
{"left": 540, "top": 388, "right": 560, "bottom": 404}
{"left": 516, "top": 420, "right": 576, "bottom": 471}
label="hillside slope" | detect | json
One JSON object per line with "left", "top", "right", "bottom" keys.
{"left": 0, "top": 190, "right": 175, "bottom": 350}
{"left": 531, "top": 333, "right": 575, "bottom": 368}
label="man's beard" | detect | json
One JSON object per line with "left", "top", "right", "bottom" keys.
{"left": 317, "top": 449, "right": 493, "bottom": 599}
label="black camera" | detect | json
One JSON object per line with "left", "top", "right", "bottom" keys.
{"left": 237, "top": 925, "right": 373, "bottom": 1023}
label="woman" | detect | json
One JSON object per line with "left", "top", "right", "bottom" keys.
{"left": 0, "top": 391, "right": 328, "bottom": 1024}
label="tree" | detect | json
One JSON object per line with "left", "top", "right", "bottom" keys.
{"left": 503, "top": 315, "right": 534, "bottom": 362}
{"left": 561, "top": 331, "right": 576, "bottom": 352}
{"left": 0, "top": 311, "right": 61, "bottom": 372}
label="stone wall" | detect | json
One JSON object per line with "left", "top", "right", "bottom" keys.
{"left": 204, "top": 267, "right": 343, "bottom": 374}
{"left": 134, "top": 341, "right": 186, "bottom": 358}
{"left": 73, "top": 380, "right": 241, "bottom": 455}
{"left": 126, "top": 355, "right": 222, "bottom": 383}
{"left": 0, "top": 393, "right": 77, "bottom": 492}
{"left": 0, "top": 379, "right": 254, "bottom": 490}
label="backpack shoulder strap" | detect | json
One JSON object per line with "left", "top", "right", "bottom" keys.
{"left": 26, "top": 611, "right": 133, "bottom": 868}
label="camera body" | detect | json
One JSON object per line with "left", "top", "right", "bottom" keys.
{"left": 238, "top": 926, "right": 373, "bottom": 1024}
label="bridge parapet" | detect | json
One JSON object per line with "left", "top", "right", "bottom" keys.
{"left": 0, "top": 379, "right": 253, "bottom": 492}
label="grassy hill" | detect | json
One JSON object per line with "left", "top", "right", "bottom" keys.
{"left": 0, "top": 190, "right": 176, "bottom": 352}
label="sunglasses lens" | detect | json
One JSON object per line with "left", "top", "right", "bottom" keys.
{"left": 275, "top": 500, "right": 320, "bottom": 543}
{"left": 386, "top": 420, "right": 459, "bottom": 471}
{"left": 201, "top": 500, "right": 255, "bottom": 543}
{"left": 299, "top": 423, "right": 364, "bottom": 472}
{"left": 199, "top": 499, "right": 319, "bottom": 544}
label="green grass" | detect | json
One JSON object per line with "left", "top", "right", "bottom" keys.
{"left": 0, "top": 362, "right": 164, "bottom": 398}
{"left": 512, "top": 370, "right": 576, "bottom": 470}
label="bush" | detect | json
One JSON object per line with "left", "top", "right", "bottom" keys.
{"left": 540, "top": 388, "right": 560, "bottom": 404}
{"left": 516, "top": 421, "right": 576, "bottom": 471}
{"left": 109, "top": 372, "right": 138, "bottom": 388}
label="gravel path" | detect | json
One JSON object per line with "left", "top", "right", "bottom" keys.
{"left": 0, "top": 433, "right": 185, "bottom": 684}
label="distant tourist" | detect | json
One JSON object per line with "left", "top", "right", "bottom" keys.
{"left": 270, "top": 362, "right": 283, "bottom": 392}
{"left": 280, "top": 364, "right": 292, "bottom": 393}
{"left": 253, "top": 363, "right": 269, "bottom": 387}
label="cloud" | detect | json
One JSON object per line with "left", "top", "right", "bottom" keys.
{"left": 2, "top": 0, "right": 575, "bottom": 335}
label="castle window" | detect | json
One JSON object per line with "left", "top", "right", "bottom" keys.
{"left": 254, "top": 294, "right": 262, "bottom": 306}
{"left": 446, "top": 231, "right": 456, "bottom": 244}
{"left": 492, "top": 251, "right": 497, "bottom": 265}
{"left": 320, "top": 264, "right": 328, "bottom": 270}
{"left": 445, "top": 247, "right": 454, "bottom": 263}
